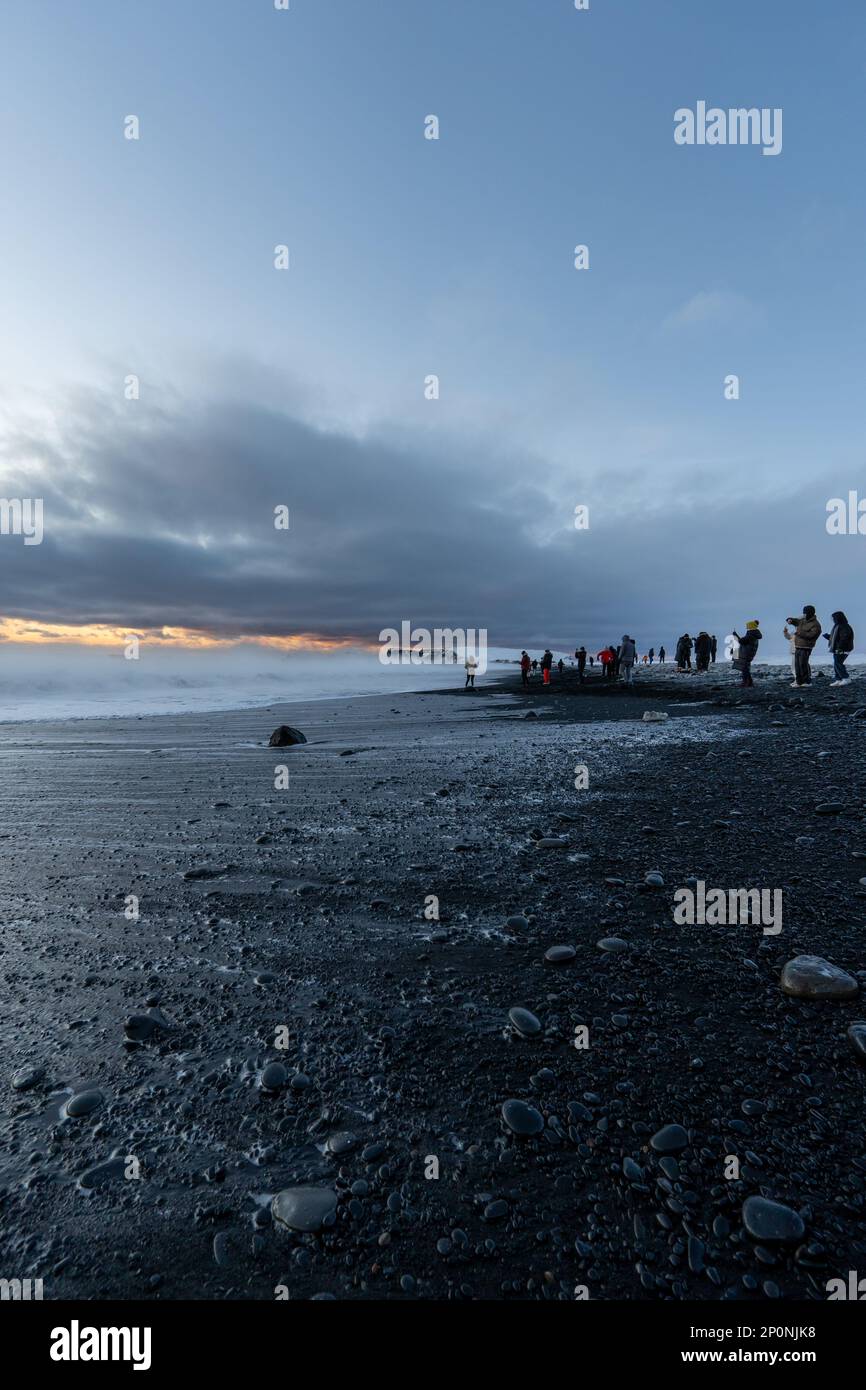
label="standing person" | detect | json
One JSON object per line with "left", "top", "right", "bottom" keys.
{"left": 531, "top": 658, "right": 538, "bottom": 673}
{"left": 787, "top": 605, "right": 822, "bottom": 688}
{"left": 465, "top": 654, "right": 478, "bottom": 688}
{"left": 710, "top": 635, "right": 717, "bottom": 664}
{"left": 597, "top": 646, "right": 611, "bottom": 679}
{"left": 648, "top": 647, "right": 655, "bottom": 664}
{"left": 825, "top": 611, "right": 854, "bottom": 686}
{"left": 520, "top": 650, "right": 531, "bottom": 687}
{"left": 588, "top": 654, "right": 594, "bottom": 669}
{"left": 658, "top": 645, "right": 665, "bottom": 664}
{"left": 731, "top": 620, "right": 762, "bottom": 687}
{"left": 557, "top": 657, "right": 564, "bottom": 676}
{"left": 541, "top": 648, "right": 553, "bottom": 685}
{"left": 576, "top": 646, "right": 587, "bottom": 682}
{"left": 782, "top": 624, "right": 797, "bottom": 677}
{"left": 619, "top": 634, "right": 637, "bottom": 685}
{"left": 694, "top": 631, "right": 711, "bottom": 672}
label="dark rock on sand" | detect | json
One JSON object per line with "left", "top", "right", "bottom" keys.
{"left": 11, "top": 1065, "right": 45, "bottom": 1091}
{"left": 742, "top": 1196, "right": 805, "bottom": 1244}
{"left": 501, "top": 1099, "right": 544, "bottom": 1136}
{"left": 508, "top": 1006, "right": 542, "bottom": 1038}
{"left": 650, "top": 1124, "right": 688, "bottom": 1154}
{"left": 847, "top": 1022, "right": 866, "bottom": 1062}
{"left": 124, "top": 1009, "right": 169, "bottom": 1042}
{"left": 62, "top": 1089, "right": 105, "bottom": 1119}
{"left": 326, "top": 1131, "right": 359, "bottom": 1156}
{"left": 268, "top": 725, "right": 307, "bottom": 747}
{"left": 272, "top": 1186, "right": 337, "bottom": 1233}
{"left": 544, "top": 945, "right": 576, "bottom": 964}
{"left": 260, "top": 1062, "right": 288, "bottom": 1091}
{"left": 79, "top": 1154, "right": 127, "bottom": 1189}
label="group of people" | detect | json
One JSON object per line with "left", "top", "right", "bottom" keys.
{"left": 510, "top": 606, "right": 856, "bottom": 694}
{"left": 519, "top": 648, "right": 566, "bottom": 686}
{"left": 674, "top": 633, "right": 718, "bottom": 671}
{"left": 731, "top": 606, "right": 854, "bottom": 689}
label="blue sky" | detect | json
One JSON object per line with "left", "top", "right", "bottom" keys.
{"left": 0, "top": 1, "right": 864, "bottom": 651}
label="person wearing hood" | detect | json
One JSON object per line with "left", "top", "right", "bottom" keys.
{"left": 619, "top": 634, "right": 637, "bottom": 685}
{"left": 541, "top": 648, "right": 553, "bottom": 685}
{"left": 520, "top": 650, "right": 531, "bottom": 687}
{"left": 786, "top": 605, "right": 822, "bottom": 688}
{"left": 825, "top": 611, "right": 854, "bottom": 686}
{"left": 676, "top": 634, "right": 692, "bottom": 672}
{"left": 576, "top": 646, "right": 587, "bottom": 681}
{"left": 731, "top": 620, "right": 762, "bottom": 687}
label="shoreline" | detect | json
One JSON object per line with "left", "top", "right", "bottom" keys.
{"left": 2, "top": 670, "right": 865, "bottom": 1300}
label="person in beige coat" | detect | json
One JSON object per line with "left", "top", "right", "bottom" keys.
{"left": 786, "top": 605, "right": 821, "bottom": 688}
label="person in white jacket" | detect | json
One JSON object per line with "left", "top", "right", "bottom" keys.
{"left": 464, "top": 655, "right": 478, "bottom": 689}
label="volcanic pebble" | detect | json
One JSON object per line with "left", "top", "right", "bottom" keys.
{"left": 501, "top": 1099, "right": 544, "bottom": 1136}
{"left": 650, "top": 1123, "right": 688, "bottom": 1154}
{"left": 544, "top": 945, "right": 575, "bottom": 965}
{"left": 742, "top": 1196, "right": 805, "bottom": 1244}
{"left": 508, "top": 1007, "right": 542, "bottom": 1037}
{"left": 62, "top": 1090, "right": 104, "bottom": 1119}
{"left": 272, "top": 1186, "right": 337, "bottom": 1233}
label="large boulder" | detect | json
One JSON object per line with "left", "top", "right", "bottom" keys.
{"left": 268, "top": 725, "right": 307, "bottom": 747}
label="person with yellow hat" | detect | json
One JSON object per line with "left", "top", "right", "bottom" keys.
{"left": 731, "top": 620, "right": 762, "bottom": 687}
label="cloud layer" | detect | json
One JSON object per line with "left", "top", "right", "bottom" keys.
{"left": 0, "top": 381, "right": 860, "bottom": 652}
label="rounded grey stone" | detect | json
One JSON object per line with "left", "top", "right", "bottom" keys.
{"left": 650, "top": 1123, "right": 688, "bottom": 1154}
{"left": 272, "top": 1186, "right": 337, "bottom": 1233}
{"left": 508, "top": 1007, "right": 542, "bottom": 1038}
{"left": 544, "top": 945, "right": 575, "bottom": 964}
{"left": 62, "top": 1089, "right": 104, "bottom": 1119}
{"left": 742, "top": 1196, "right": 805, "bottom": 1244}
{"left": 11, "top": 1065, "right": 44, "bottom": 1091}
{"left": 780, "top": 955, "right": 858, "bottom": 1000}
{"left": 501, "top": 1099, "right": 544, "bottom": 1136}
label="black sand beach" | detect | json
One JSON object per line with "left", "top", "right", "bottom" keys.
{"left": 2, "top": 665, "right": 866, "bottom": 1301}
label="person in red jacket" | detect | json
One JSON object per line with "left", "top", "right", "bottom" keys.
{"left": 520, "top": 650, "right": 531, "bottom": 687}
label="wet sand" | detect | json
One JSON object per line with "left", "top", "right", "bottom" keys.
{"left": 2, "top": 664, "right": 866, "bottom": 1300}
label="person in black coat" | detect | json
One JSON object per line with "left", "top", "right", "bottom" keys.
{"left": 731, "top": 620, "right": 762, "bottom": 687}
{"left": 825, "top": 610, "right": 854, "bottom": 686}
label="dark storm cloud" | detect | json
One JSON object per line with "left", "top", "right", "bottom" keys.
{"left": 0, "top": 386, "right": 859, "bottom": 650}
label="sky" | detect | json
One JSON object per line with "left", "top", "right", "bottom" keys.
{"left": 0, "top": 0, "right": 864, "bottom": 656}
